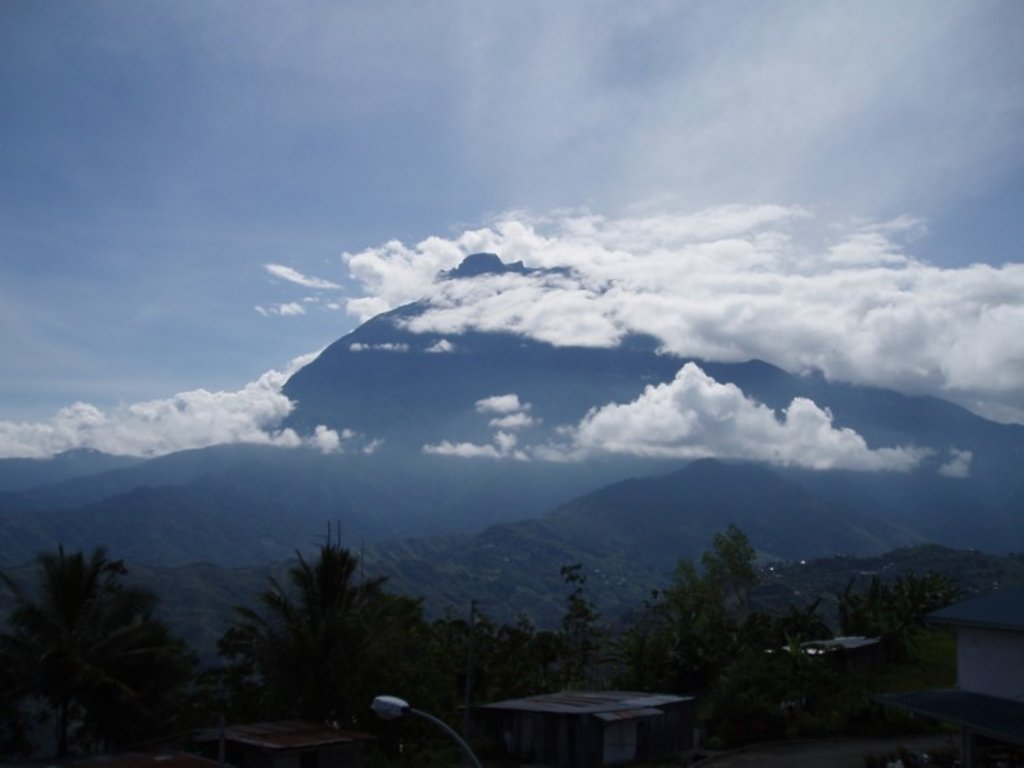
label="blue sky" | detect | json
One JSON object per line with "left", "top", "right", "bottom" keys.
{"left": 1, "top": 1, "right": 1023, "bottom": 458}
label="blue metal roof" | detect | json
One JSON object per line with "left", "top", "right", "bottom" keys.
{"left": 876, "top": 689, "right": 1024, "bottom": 746}
{"left": 928, "top": 585, "right": 1024, "bottom": 632}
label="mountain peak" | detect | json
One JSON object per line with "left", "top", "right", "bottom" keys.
{"left": 440, "top": 252, "right": 531, "bottom": 280}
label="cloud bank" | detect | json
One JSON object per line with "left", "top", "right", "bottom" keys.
{"left": 539, "top": 363, "right": 927, "bottom": 471}
{"left": 343, "top": 206, "right": 1024, "bottom": 424}
{"left": 421, "top": 368, "right": 927, "bottom": 472}
{"left": 0, "top": 352, "right": 361, "bottom": 459}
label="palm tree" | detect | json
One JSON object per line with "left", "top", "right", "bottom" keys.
{"left": 220, "top": 543, "right": 433, "bottom": 726}
{"left": 0, "top": 546, "right": 193, "bottom": 756}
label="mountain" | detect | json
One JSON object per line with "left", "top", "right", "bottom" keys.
{"left": 0, "top": 444, "right": 667, "bottom": 567}
{"left": 363, "top": 459, "right": 921, "bottom": 625}
{"left": 0, "top": 253, "right": 1021, "bottom": 572}
{"left": 0, "top": 449, "right": 142, "bottom": 494}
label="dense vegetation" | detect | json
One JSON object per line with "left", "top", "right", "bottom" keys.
{"left": 0, "top": 527, "right": 1011, "bottom": 761}
{"left": 0, "top": 548, "right": 194, "bottom": 756}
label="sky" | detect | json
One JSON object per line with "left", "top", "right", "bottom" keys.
{"left": 1, "top": 1, "right": 1023, "bottom": 461}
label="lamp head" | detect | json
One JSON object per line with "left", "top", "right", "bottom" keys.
{"left": 371, "top": 695, "right": 410, "bottom": 721}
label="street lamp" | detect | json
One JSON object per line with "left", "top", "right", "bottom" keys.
{"left": 371, "top": 695, "right": 483, "bottom": 768}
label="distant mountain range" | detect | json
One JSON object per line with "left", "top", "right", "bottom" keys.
{"left": 0, "top": 254, "right": 1021, "bottom": 593}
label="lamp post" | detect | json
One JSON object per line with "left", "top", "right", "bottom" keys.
{"left": 371, "top": 695, "right": 483, "bottom": 768}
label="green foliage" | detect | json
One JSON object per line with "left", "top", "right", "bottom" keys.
{"left": 428, "top": 563, "right": 607, "bottom": 710}
{"left": 558, "top": 563, "right": 605, "bottom": 688}
{"left": 612, "top": 524, "right": 761, "bottom": 694}
{"left": 431, "top": 609, "right": 563, "bottom": 710}
{"left": 0, "top": 546, "right": 194, "bottom": 757}
{"left": 702, "top": 523, "right": 758, "bottom": 618}
{"left": 214, "top": 542, "right": 446, "bottom": 729}
{"left": 0, "top": 527, "right": 981, "bottom": 759}
{"left": 608, "top": 525, "right": 967, "bottom": 748}
{"left": 838, "top": 571, "right": 960, "bottom": 659}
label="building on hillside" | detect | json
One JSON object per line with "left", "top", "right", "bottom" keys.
{"left": 473, "top": 690, "right": 695, "bottom": 768}
{"left": 876, "top": 585, "right": 1024, "bottom": 767}
{"left": 800, "top": 635, "right": 885, "bottom": 672}
{"left": 192, "top": 720, "right": 373, "bottom": 768}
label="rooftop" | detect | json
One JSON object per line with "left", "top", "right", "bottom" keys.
{"left": 928, "top": 585, "right": 1024, "bottom": 632}
{"left": 193, "top": 721, "right": 372, "bottom": 750}
{"left": 61, "top": 752, "right": 220, "bottom": 768}
{"left": 479, "top": 690, "right": 691, "bottom": 715}
{"left": 876, "top": 689, "right": 1024, "bottom": 746}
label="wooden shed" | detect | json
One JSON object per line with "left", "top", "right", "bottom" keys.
{"left": 193, "top": 720, "right": 372, "bottom": 768}
{"left": 474, "top": 691, "right": 695, "bottom": 768}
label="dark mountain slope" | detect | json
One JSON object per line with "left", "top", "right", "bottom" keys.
{"left": 283, "top": 310, "right": 683, "bottom": 450}
{"left": 0, "top": 444, "right": 672, "bottom": 567}
{"left": 22, "top": 443, "right": 287, "bottom": 509}
{"left": 0, "top": 449, "right": 142, "bottom": 494}
{"left": 365, "top": 459, "right": 920, "bottom": 625}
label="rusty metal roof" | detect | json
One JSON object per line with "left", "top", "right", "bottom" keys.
{"left": 60, "top": 751, "right": 220, "bottom": 768}
{"left": 479, "top": 691, "right": 691, "bottom": 715}
{"left": 193, "top": 720, "right": 373, "bottom": 750}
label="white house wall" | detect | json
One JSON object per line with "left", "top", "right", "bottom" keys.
{"left": 957, "top": 627, "right": 1024, "bottom": 701}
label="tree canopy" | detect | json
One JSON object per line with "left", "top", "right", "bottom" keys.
{"left": 216, "top": 542, "right": 442, "bottom": 728}
{"left": 0, "top": 546, "right": 193, "bottom": 756}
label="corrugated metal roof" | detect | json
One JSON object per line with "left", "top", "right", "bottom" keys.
{"left": 928, "top": 586, "right": 1024, "bottom": 632}
{"left": 876, "top": 689, "right": 1024, "bottom": 746}
{"left": 479, "top": 691, "right": 691, "bottom": 714}
{"left": 806, "top": 635, "right": 881, "bottom": 650}
{"left": 592, "top": 708, "right": 665, "bottom": 723}
{"left": 194, "top": 720, "right": 372, "bottom": 750}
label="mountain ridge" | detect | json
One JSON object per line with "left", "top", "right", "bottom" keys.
{"left": 0, "top": 254, "right": 1020, "bottom": 573}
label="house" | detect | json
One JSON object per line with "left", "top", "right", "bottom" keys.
{"left": 877, "top": 585, "right": 1024, "bottom": 767}
{"left": 192, "top": 720, "right": 373, "bottom": 768}
{"left": 473, "top": 690, "right": 695, "bottom": 768}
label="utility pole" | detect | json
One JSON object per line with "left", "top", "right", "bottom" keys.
{"left": 462, "top": 599, "right": 477, "bottom": 762}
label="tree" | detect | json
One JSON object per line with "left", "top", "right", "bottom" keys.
{"left": 218, "top": 542, "right": 439, "bottom": 727}
{"left": 701, "top": 523, "right": 758, "bottom": 619}
{"left": 558, "top": 563, "right": 604, "bottom": 689}
{"left": 612, "top": 524, "right": 761, "bottom": 694}
{"left": 837, "top": 571, "right": 959, "bottom": 660}
{"left": 0, "top": 546, "right": 194, "bottom": 757}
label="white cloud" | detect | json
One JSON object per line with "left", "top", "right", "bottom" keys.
{"left": 341, "top": 207, "right": 1024, "bottom": 423}
{"left": 425, "top": 393, "right": 536, "bottom": 456}
{"left": 256, "top": 302, "right": 306, "bottom": 317}
{"left": 423, "top": 440, "right": 502, "bottom": 459}
{"left": 309, "top": 425, "right": 342, "bottom": 454}
{"left": 425, "top": 339, "right": 456, "bottom": 353}
{"left": 362, "top": 438, "right": 385, "bottom": 455}
{"left": 349, "top": 342, "right": 409, "bottom": 353}
{"left": 939, "top": 448, "right": 973, "bottom": 479}
{"left": 489, "top": 412, "right": 536, "bottom": 430}
{"left": 0, "top": 352, "right": 325, "bottom": 459}
{"left": 475, "top": 394, "right": 528, "bottom": 415}
{"left": 265, "top": 264, "right": 342, "bottom": 290}
{"left": 423, "top": 430, "right": 527, "bottom": 461}
{"left": 539, "top": 363, "right": 928, "bottom": 471}
{"left": 305, "top": 425, "right": 371, "bottom": 454}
